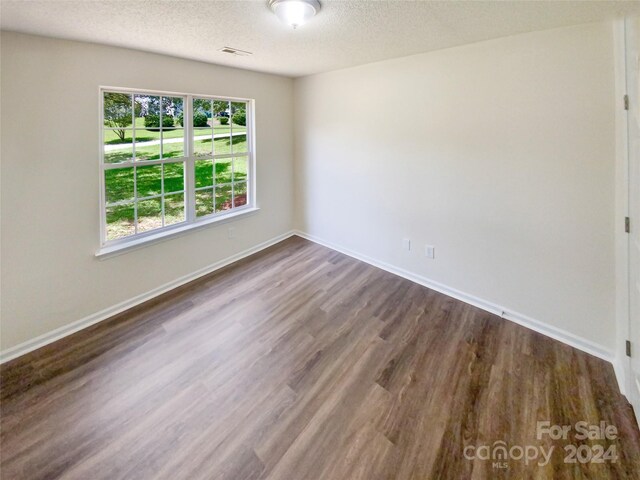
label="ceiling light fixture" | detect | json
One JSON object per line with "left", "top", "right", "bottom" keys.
{"left": 269, "top": 0, "right": 320, "bottom": 29}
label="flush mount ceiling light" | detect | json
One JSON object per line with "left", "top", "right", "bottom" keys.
{"left": 269, "top": 0, "right": 320, "bottom": 29}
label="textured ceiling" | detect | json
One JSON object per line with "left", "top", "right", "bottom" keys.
{"left": 1, "top": 0, "right": 639, "bottom": 77}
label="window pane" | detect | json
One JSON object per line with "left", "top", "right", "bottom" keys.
{"left": 135, "top": 95, "right": 161, "bottom": 160}
{"left": 230, "top": 102, "right": 247, "bottom": 155}
{"left": 104, "top": 93, "right": 133, "bottom": 135}
{"left": 163, "top": 162, "right": 184, "bottom": 194}
{"left": 215, "top": 158, "right": 232, "bottom": 184}
{"left": 213, "top": 134, "right": 232, "bottom": 156}
{"left": 231, "top": 102, "right": 247, "bottom": 127}
{"left": 136, "top": 165, "right": 162, "bottom": 198}
{"left": 106, "top": 203, "right": 135, "bottom": 241}
{"left": 234, "top": 182, "right": 248, "bottom": 208}
{"left": 162, "top": 96, "right": 183, "bottom": 130}
{"left": 104, "top": 128, "right": 134, "bottom": 144}
{"left": 213, "top": 100, "right": 229, "bottom": 120}
{"left": 133, "top": 123, "right": 155, "bottom": 144}
{"left": 196, "top": 189, "right": 214, "bottom": 217}
{"left": 105, "top": 167, "right": 134, "bottom": 204}
{"left": 194, "top": 129, "right": 213, "bottom": 157}
{"left": 136, "top": 94, "right": 160, "bottom": 130}
{"left": 137, "top": 197, "right": 162, "bottom": 233}
{"left": 195, "top": 159, "right": 213, "bottom": 188}
{"left": 215, "top": 184, "right": 233, "bottom": 213}
{"left": 233, "top": 156, "right": 248, "bottom": 182}
{"left": 164, "top": 193, "right": 185, "bottom": 226}
{"left": 213, "top": 117, "right": 230, "bottom": 132}
{"left": 232, "top": 132, "right": 248, "bottom": 154}
{"left": 104, "top": 130, "right": 133, "bottom": 164}
{"left": 193, "top": 98, "right": 212, "bottom": 127}
{"left": 134, "top": 131, "right": 161, "bottom": 161}
{"left": 162, "top": 129, "right": 184, "bottom": 159}
{"left": 213, "top": 100, "right": 230, "bottom": 142}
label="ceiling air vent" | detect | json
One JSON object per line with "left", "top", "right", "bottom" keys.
{"left": 219, "top": 47, "right": 253, "bottom": 57}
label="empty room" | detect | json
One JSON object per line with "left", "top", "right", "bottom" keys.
{"left": 2, "top": 0, "right": 640, "bottom": 478}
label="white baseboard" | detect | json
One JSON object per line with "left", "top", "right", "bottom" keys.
{"left": 294, "top": 230, "right": 620, "bottom": 375}
{"left": 0, "top": 231, "right": 296, "bottom": 364}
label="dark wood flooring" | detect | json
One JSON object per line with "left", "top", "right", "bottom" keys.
{"left": 1, "top": 236, "right": 639, "bottom": 479}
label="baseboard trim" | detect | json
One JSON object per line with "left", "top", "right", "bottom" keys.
{"left": 294, "top": 230, "right": 617, "bottom": 366}
{"left": 0, "top": 230, "right": 296, "bottom": 364}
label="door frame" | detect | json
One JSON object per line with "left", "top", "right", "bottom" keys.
{"left": 616, "top": 17, "right": 640, "bottom": 427}
{"left": 614, "top": 18, "right": 630, "bottom": 399}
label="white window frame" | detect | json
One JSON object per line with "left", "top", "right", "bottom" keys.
{"left": 97, "top": 86, "right": 257, "bottom": 257}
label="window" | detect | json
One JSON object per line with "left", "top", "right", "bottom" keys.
{"left": 100, "top": 88, "right": 254, "bottom": 247}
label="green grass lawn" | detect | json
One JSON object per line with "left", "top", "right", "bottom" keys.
{"left": 105, "top": 135, "right": 249, "bottom": 240}
{"left": 104, "top": 117, "right": 246, "bottom": 144}
{"left": 104, "top": 132, "right": 247, "bottom": 164}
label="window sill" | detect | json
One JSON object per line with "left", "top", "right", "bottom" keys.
{"left": 95, "top": 206, "right": 260, "bottom": 260}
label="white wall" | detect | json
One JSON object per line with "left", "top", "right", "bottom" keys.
{"left": 0, "top": 32, "right": 294, "bottom": 351}
{"left": 294, "top": 22, "right": 617, "bottom": 352}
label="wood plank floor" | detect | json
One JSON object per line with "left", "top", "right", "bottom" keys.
{"left": 1, "top": 236, "right": 639, "bottom": 479}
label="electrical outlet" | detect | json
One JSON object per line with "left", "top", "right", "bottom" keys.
{"left": 425, "top": 245, "right": 435, "bottom": 259}
{"left": 402, "top": 238, "right": 411, "bottom": 251}
{"left": 228, "top": 227, "right": 236, "bottom": 239}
